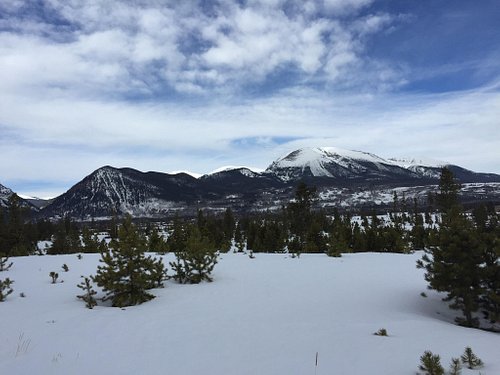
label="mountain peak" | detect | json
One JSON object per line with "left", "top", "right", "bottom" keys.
{"left": 266, "top": 146, "right": 406, "bottom": 181}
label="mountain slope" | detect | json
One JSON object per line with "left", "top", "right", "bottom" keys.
{"left": 0, "top": 182, "right": 14, "bottom": 208}
{"left": 37, "top": 147, "right": 500, "bottom": 219}
{"left": 41, "top": 166, "right": 203, "bottom": 219}
{"left": 0, "top": 182, "right": 40, "bottom": 212}
{"left": 266, "top": 147, "right": 422, "bottom": 182}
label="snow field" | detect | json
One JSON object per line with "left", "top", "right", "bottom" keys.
{"left": 0, "top": 252, "right": 498, "bottom": 374}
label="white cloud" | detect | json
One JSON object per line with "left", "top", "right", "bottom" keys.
{"left": 322, "top": 0, "right": 374, "bottom": 14}
{"left": 2, "top": 83, "right": 499, "bottom": 197}
{"left": 0, "top": 0, "right": 401, "bottom": 98}
{"left": 1, "top": 1, "right": 499, "bottom": 197}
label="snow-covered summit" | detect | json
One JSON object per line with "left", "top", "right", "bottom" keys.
{"left": 266, "top": 147, "right": 410, "bottom": 182}
{"left": 206, "top": 165, "right": 265, "bottom": 177}
{"left": 389, "top": 157, "right": 446, "bottom": 169}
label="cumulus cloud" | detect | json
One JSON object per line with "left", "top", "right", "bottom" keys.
{"left": 0, "top": 0, "right": 401, "bottom": 98}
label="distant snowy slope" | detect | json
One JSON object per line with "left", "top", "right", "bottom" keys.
{"left": 207, "top": 165, "right": 265, "bottom": 176}
{"left": 266, "top": 147, "right": 415, "bottom": 182}
{"left": 389, "top": 157, "right": 446, "bottom": 169}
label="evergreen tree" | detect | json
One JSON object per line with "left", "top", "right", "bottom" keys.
{"left": 417, "top": 169, "right": 483, "bottom": 328}
{"left": 460, "top": 347, "right": 483, "bottom": 369}
{"left": 327, "top": 214, "right": 348, "bottom": 257}
{"left": 0, "top": 277, "right": 14, "bottom": 301}
{"left": 148, "top": 225, "right": 167, "bottom": 254}
{"left": 436, "top": 167, "right": 460, "bottom": 212}
{"left": 77, "top": 276, "right": 98, "bottom": 309}
{"left": 475, "top": 206, "right": 500, "bottom": 324}
{"left": 418, "top": 351, "right": 444, "bottom": 375}
{"left": 48, "top": 217, "right": 82, "bottom": 254}
{"left": 167, "top": 216, "right": 188, "bottom": 253}
{"left": 3, "top": 194, "right": 34, "bottom": 256}
{"left": 0, "top": 253, "right": 13, "bottom": 271}
{"left": 49, "top": 271, "right": 59, "bottom": 283}
{"left": 81, "top": 226, "right": 101, "bottom": 253}
{"left": 93, "top": 215, "right": 165, "bottom": 307}
{"left": 222, "top": 208, "right": 236, "bottom": 251}
{"left": 411, "top": 211, "right": 427, "bottom": 250}
{"left": 170, "top": 225, "right": 218, "bottom": 284}
{"left": 448, "top": 358, "right": 461, "bottom": 375}
{"left": 234, "top": 223, "right": 246, "bottom": 252}
{"left": 287, "top": 182, "right": 317, "bottom": 255}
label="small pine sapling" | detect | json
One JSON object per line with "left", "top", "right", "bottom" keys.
{"left": 419, "top": 351, "right": 444, "bottom": 375}
{"left": 93, "top": 215, "right": 164, "bottom": 307}
{"left": 0, "top": 253, "right": 13, "bottom": 271}
{"left": 49, "top": 271, "right": 59, "bottom": 284}
{"left": 373, "top": 328, "right": 388, "bottom": 336}
{"left": 150, "top": 258, "right": 167, "bottom": 288}
{"left": 62, "top": 264, "right": 69, "bottom": 272}
{"left": 77, "top": 276, "right": 97, "bottom": 309}
{"left": 0, "top": 278, "right": 14, "bottom": 301}
{"left": 460, "top": 347, "right": 483, "bottom": 369}
{"left": 170, "top": 226, "right": 218, "bottom": 284}
{"left": 449, "top": 357, "right": 461, "bottom": 375}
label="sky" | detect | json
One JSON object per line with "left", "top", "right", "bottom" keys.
{"left": 1, "top": 0, "right": 499, "bottom": 198}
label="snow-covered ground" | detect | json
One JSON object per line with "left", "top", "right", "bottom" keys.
{"left": 1, "top": 252, "right": 498, "bottom": 374}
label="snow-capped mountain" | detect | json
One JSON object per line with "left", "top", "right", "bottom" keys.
{"left": 267, "top": 147, "right": 500, "bottom": 184}
{"left": 0, "top": 182, "right": 42, "bottom": 212}
{"left": 0, "top": 182, "right": 14, "bottom": 208}
{"left": 40, "top": 166, "right": 204, "bottom": 219}
{"left": 40, "top": 165, "right": 284, "bottom": 219}
{"left": 35, "top": 147, "right": 500, "bottom": 219}
{"left": 266, "top": 147, "right": 418, "bottom": 182}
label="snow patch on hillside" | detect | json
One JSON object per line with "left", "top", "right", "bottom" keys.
{"left": 207, "top": 165, "right": 265, "bottom": 176}
{"left": 389, "top": 157, "right": 446, "bottom": 169}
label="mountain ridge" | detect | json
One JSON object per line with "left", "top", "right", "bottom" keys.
{"left": 3, "top": 147, "right": 500, "bottom": 219}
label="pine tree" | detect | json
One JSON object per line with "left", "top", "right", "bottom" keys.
{"left": 436, "top": 167, "right": 460, "bottom": 212}
{"left": 170, "top": 225, "right": 218, "bottom": 284}
{"left": 418, "top": 351, "right": 444, "bottom": 375}
{"left": 287, "top": 182, "right": 317, "bottom": 255}
{"left": 4, "top": 194, "right": 34, "bottom": 256}
{"left": 234, "top": 223, "right": 246, "bottom": 252}
{"left": 77, "top": 276, "right": 97, "bottom": 309}
{"left": 148, "top": 225, "right": 167, "bottom": 254}
{"left": 49, "top": 271, "right": 59, "bottom": 283}
{"left": 0, "top": 253, "right": 13, "bottom": 271}
{"left": 449, "top": 357, "right": 461, "bottom": 375}
{"left": 417, "top": 168, "right": 483, "bottom": 328}
{"left": 92, "top": 215, "right": 165, "bottom": 307}
{"left": 411, "top": 211, "right": 427, "bottom": 250}
{"left": 166, "top": 216, "right": 188, "bottom": 253}
{"left": 48, "top": 217, "right": 82, "bottom": 254}
{"left": 0, "top": 277, "right": 14, "bottom": 301}
{"left": 460, "top": 347, "right": 483, "bottom": 369}
{"left": 475, "top": 207, "right": 500, "bottom": 325}
{"left": 82, "top": 227, "right": 101, "bottom": 253}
